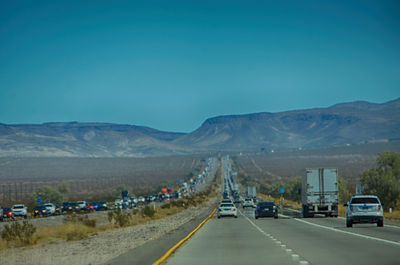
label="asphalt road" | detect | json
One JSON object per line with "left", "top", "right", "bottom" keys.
{"left": 165, "top": 207, "right": 400, "bottom": 265}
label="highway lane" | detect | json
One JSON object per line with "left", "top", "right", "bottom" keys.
{"left": 165, "top": 211, "right": 296, "bottom": 265}
{"left": 280, "top": 208, "right": 400, "bottom": 244}
{"left": 166, "top": 207, "right": 400, "bottom": 265}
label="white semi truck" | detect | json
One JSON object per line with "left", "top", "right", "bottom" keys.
{"left": 247, "top": 186, "right": 257, "bottom": 200}
{"left": 302, "top": 168, "right": 338, "bottom": 218}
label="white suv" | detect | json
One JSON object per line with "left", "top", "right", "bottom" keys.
{"left": 77, "top": 201, "right": 87, "bottom": 210}
{"left": 43, "top": 203, "right": 56, "bottom": 215}
{"left": 12, "top": 204, "right": 28, "bottom": 218}
{"left": 345, "top": 195, "right": 384, "bottom": 227}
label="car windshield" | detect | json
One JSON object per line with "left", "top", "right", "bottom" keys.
{"left": 258, "top": 202, "right": 274, "bottom": 207}
{"left": 13, "top": 205, "right": 24, "bottom": 209}
{"left": 220, "top": 204, "right": 234, "bottom": 208}
{"left": 351, "top": 198, "right": 379, "bottom": 204}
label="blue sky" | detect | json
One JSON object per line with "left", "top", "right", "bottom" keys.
{"left": 1, "top": 0, "right": 399, "bottom": 132}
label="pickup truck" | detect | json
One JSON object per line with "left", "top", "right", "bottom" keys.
{"left": 12, "top": 204, "right": 28, "bottom": 219}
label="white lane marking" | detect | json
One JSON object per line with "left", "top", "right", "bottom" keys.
{"left": 294, "top": 218, "right": 400, "bottom": 247}
{"left": 284, "top": 207, "right": 400, "bottom": 229}
{"left": 279, "top": 213, "right": 290, "bottom": 218}
{"left": 385, "top": 224, "right": 400, "bottom": 229}
{"left": 338, "top": 217, "right": 400, "bottom": 229}
{"left": 239, "top": 209, "right": 310, "bottom": 265}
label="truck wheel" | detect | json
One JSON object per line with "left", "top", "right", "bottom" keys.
{"left": 302, "top": 205, "right": 312, "bottom": 218}
{"left": 346, "top": 219, "right": 352, "bottom": 227}
{"left": 377, "top": 220, "right": 384, "bottom": 227}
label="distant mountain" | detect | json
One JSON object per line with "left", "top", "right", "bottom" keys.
{"left": 174, "top": 98, "right": 400, "bottom": 151}
{"left": 1, "top": 98, "right": 399, "bottom": 157}
{"left": 0, "top": 122, "right": 188, "bottom": 157}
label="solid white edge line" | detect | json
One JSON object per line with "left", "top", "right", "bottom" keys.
{"left": 283, "top": 207, "right": 400, "bottom": 229}
{"left": 294, "top": 218, "right": 400, "bottom": 247}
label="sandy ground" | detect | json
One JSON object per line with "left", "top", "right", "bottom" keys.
{"left": 0, "top": 197, "right": 217, "bottom": 265}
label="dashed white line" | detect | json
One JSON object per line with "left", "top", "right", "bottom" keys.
{"left": 239, "top": 209, "right": 311, "bottom": 265}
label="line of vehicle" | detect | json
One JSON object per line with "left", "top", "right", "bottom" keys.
{"left": 293, "top": 218, "right": 400, "bottom": 247}
{"left": 152, "top": 208, "right": 217, "bottom": 265}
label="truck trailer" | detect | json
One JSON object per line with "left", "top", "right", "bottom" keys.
{"left": 302, "top": 168, "right": 338, "bottom": 218}
{"left": 247, "top": 186, "right": 257, "bottom": 200}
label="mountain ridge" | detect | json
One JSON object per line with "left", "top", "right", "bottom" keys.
{"left": 1, "top": 98, "right": 399, "bottom": 157}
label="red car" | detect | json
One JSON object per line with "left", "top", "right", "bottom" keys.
{"left": 3, "top": 207, "right": 14, "bottom": 219}
{"left": 85, "top": 202, "right": 94, "bottom": 212}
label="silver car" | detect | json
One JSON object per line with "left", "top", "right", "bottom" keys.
{"left": 217, "top": 203, "right": 238, "bottom": 218}
{"left": 345, "top": 195, "right": 384, "bottom": 227}
{"left": 43, "top": 203, "right": 56, "bottom": 215}
{"left": 242, "top": 198, "right": 255, "bottom": 208}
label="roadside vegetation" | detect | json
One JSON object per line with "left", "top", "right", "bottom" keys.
{"left": 0, "top": 179, "right": 219, "bottom": 250}
{"left": 236, "top": 152, "right": 400, "bottom": 220}
{"left": 361, "top": 152, "right": 400, "bottom": 210}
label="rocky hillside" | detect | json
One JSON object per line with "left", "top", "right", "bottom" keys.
{"left": 175, "top": 98, "right": 400, "bottom": 151}
{"left": 1, "top": 98, "right": 399, "bottom": 157}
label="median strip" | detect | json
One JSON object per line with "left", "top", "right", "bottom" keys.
{"left": 152, "top": 208, "right": 217, "bottom": 265}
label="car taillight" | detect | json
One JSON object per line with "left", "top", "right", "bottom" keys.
{"left": 350, "top": 205, "right": 353, "bottom": 212}
{"left": 218, "top": 209, "right": 222, "bottom": 212}
{"left": 232, "top": 208, "right": 236, "bottom": 211}
{"left": 378, "top": 205, "right": 381, "bottom": 211}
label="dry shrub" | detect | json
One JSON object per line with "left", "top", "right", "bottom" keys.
{"left": 1, "top": 221, "right": 36, "bottom": 247}
{"left": 108, "top": 208, "right": 132, "bottom": 227}
{"left": 35, "top": 223, "right": 97, "bottom": 243}
{"left": 64, "top": 213, "right": 97, "bottom": 228}
{"left": 142, "top": 206, "right": 156, "bottom": 218}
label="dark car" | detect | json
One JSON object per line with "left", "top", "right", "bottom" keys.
{"left": 3, "top": 207, "right": 14, "bottom": 220}
{"left": 62, "top": 202, "right": 80, "bottom": 213}
{"left": 92, "top": 202, "right": 99, "bottom": 211}
{"left": 33, "top": 205, "right": 49, "bottom": 217}
{"left": 55, "top": 205, "right": 62, "bottom": 215}
{"left": 97, "top": 201, "right": 108, "bottom": 211}
{"left": 255, "top": 201, "right": 278, "bottom": 219}
{"left": 233, "top": 196, "right": 242, "bottom": 204}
